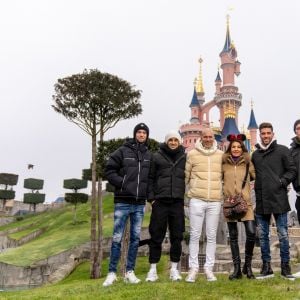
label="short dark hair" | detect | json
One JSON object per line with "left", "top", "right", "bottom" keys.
{"left": 259, "top": 122, "right": 273, "bottom": 132}
{"left": 225, "top": 140, "right": 248, "bottom": 154}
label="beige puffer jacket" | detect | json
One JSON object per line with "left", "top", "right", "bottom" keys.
{"left": 185, "top": 140, "right": 223, "bottom": 201}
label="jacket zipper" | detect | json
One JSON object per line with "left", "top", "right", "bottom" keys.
{"left": 121, "top": 175, "right": 126, "bottom": 192}
{"left": 136, "top": 161, "right": 141, "bottom": 200}
{"left": 207, "top": 156, "right": 211, "bottom": 199}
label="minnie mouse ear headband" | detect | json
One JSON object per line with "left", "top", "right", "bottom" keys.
{"left": 227, "top": 134, "right": 246, "bottom": 142}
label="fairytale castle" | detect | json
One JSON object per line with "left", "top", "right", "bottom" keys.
{"left": 179, "top": 16, "right": 258, "bottom": 151}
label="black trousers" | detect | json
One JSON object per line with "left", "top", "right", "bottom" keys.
{"left": 149, "top": 201, "right": 184, "bottom": 264}
{"left": 295, "top": 196, "right": 300, "bottom": 225}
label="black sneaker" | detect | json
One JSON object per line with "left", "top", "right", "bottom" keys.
{"left": 281, "top": 263, "right": 296, "bottom": 281}
{"left": 256, "top": 262, "right": 274, "bottom": 280}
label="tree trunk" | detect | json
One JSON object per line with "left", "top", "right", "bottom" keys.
{"left": 119, "top": 220, "right": 130, "bottom": 276}
{"left": 90, "top": 125, "right": 100, "bottom": 279}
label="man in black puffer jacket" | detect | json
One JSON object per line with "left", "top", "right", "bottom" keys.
{"left": 252, "top": 122, "right": 296, "bottom": 281}
{"left": 290, "top": 119, "right": 300, "bottom": 224}
{"left": 145, "top": 130, "right": 186, "bottom": 282}
{"left": 103, "top": 123, "right": 151, "bottom": 287}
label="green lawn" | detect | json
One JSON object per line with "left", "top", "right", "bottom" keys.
{"left": 0, "top": 194, "right": 151, "bottom": 266}
{"left": 1, "top": 256, "right": 300, "bottom": 300}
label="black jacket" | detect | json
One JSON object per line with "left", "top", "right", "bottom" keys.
{"left": 147, "top": 143, "right": 186, "bottom": 204}
{"left": 105, "top": 139, "right": 151, "bottom": 204}
{"left": 252, "top": 140, "right": 296, "bottom": 214}
{"left": 290, "top": 137, "right": 300, "bottom": 192}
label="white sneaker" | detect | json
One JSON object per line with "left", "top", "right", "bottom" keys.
{"left": 293, "top": 271, "right": 300, "bottom": 278}
{"left": 185, "top": 268, "right": 198, "bottom": 283}
{"left": 103, "top": 272, "right": 117, "bottom": 287}
{"left": 124, "top": 270, "right": 141, "bottom": 284}
{"left": 204, "top": 268, "right": 217, "bottom": 282}
{"left": 170, "top": 268, "right": 182, "bottom": 281}
{"left": 146, "top": 268, "right": 159, "bottom": 282}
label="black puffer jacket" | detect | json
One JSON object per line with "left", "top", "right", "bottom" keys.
{"left": 252, "top": 140, "right": 296, "bottom": 214}
{"left": 290, "top": 137, "right": 300, "bottom": 193}
{"left": 105, "top": 139, "right": 151, "bottom": 204}
{"left": 147, "top": 143, "right": 186, "bottom": 204}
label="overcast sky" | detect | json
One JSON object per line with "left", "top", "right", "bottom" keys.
{"left": 0, "top": 0, "right": 299, "bottom": 202}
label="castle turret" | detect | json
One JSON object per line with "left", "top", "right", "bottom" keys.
{"left": 189, "top": 87, "right": 200, "bottom": 124}
{"left": 247, "top": 101, "right": 258, "bottom": 149}
{"left": 215, "top": 15, "right": 242, "bottom": 129}
{"left": 215, "top": 69, "right": 222, "bottom": 95}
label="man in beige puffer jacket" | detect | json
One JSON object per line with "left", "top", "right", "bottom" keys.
{"left": 185, "top": 128, "right": 223, "bottom": 283}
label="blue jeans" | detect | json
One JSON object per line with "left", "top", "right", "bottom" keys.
{"left": 256, "top": 213, "right": 290, "bottom": 263}
{"left": 108, "top": 203, "right": 144, "bottom": 273}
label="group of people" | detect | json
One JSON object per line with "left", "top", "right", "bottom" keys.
{"left": 102, "top": 119, "right": 300, "bottom": 286}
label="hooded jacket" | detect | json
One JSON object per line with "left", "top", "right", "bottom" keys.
{"left": 185, "top": 140, "right": 223, "bottom": 201}
{"left": 290, "top": 137, "right": 300, "bottom": 193}
{"left": 147, "top": 143, "right": 186, "bottom": 203}
{"left": 105, "top": 138, "right": 151, "bottom": 204}
{"left": 222, "top": 152, "right": 255, "bottom": 221}
{"left": 252, "top": 140, "right": 296, "bottom": 214}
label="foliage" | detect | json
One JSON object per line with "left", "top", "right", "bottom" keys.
{"left": 23, "top": 193, "right": 45, "bottom": 205}
{"left": 63, "top": 179, "right": 88, "bottom": 191}
{"left": 0, "top": 173, "right": 18, "bottom": 186}
{"left": 65, "top": 193, "right": 88, "bottom": 204}
{"left": 24, "top": 178, "right": 44, "bottom": 190}
{"left": 0, "top": 189, "right": 15, "bottom": 199}
{"left": 52, "top": 69, "right": 142, "bottom": 136}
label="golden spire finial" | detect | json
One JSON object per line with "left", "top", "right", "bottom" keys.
{"left": 196, "top": 57, "right": 204, "bottom": 94}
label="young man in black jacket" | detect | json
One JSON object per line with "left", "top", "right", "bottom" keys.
{"left": 290, "top": 119, "right": 300, "bottom": 224}
{"left": 252, "top": 122, "right": 296, "bottom": 280}
{"left": 145, "top": 130, "right": 186, "bottom": 282}
{"left": 103, "top": 123, "right": 151, "bottom": 287}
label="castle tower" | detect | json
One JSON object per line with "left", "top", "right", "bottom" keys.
{"left": 247, "top": 100, "right": 258, "bottom": 150}
{"left": 214, "top": 69, "right": 222, "bottom": 95}
{"left": 215, "top": 15, "right": 242, "bottom": 134}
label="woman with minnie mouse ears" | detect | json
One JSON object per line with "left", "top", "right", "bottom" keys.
{"left": 222, "top": 134, "right": 256, "bottom": 280}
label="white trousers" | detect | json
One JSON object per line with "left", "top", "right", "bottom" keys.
{"left": 188, "top": 198, "right": 221, "bottom": 270}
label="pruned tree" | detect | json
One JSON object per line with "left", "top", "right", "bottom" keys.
{"left": 52, "top": 69, "right": 142, "bottom": 278}
{"left": 0, "top": 173, "right": 18, "bottom": 210}
{"left": 23, "top": 178, "right": 45, "bottom": 212}
{"left": 64, "top": 178, "right": 88, "bottom": 224}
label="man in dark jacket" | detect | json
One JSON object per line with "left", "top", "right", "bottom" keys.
{"left": 290, "top": 119, "right": 300, "bottom": 224}
{"left": 103, "top": 123, "right": 151, "bottom": 287}
{"left": 145, "top": 130, "right": 186, "bottom": 282}
{"left": 252, "top": 122, "right": 296, "bottom": 280}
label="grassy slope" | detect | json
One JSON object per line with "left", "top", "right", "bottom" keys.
{"left": 0, "top": 194, "right": 135, "bottom": 266}
{"left": 2, "top": 256, "right": 300, "bottom": 300}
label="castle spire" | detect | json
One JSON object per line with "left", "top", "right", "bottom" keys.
{"left": 196, "top": 57, "right": 204, "bottom": 94}
{"left": 222, "top": 14, "right": 231, "bottom": 53}
{"left": 247, "top": 100, "right": 258, "bottom": 129}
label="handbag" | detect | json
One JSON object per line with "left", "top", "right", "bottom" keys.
{"left": 223, "top": 163, "right": 249, "bottom": 220}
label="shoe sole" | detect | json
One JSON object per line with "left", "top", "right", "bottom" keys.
{"left": 256, "top": 274, "right": 275, "bottom": 280}
{"left": 170, "top": 277, "right": 182, "bottom": 281}
{"left": 207, "top": 278, "right": 217, "bottom": 282}
{"left": 185, "top": 278, "right": 196, "bottom": 283}
{"left": 281, "top": 275, "right": 296, "bottom": 281}
{"left": 145, "top": 278, "right": 158, "bottom": 282}
{"left": 124, "top": 279, "right": 141, "bottom": 284}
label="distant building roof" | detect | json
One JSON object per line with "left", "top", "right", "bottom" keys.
{"left": 54, "top": 197, "right": 65, "bottom": 203}
{"left": 247, "top": 108, "right": 258, "bottom": 129}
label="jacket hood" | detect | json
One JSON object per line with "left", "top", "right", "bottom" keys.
{"left": 256, "top": 138, "right": 277, "bottom": 151}
{"left": 195, "top": 139, "right": 218, "bottom": 155}
{"left": 291, "top": 136, "right": 300, "bottom": 148}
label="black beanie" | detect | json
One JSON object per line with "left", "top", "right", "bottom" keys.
{"left": 133, "top": 123, "right": 149, "bottom": 139}
{"left": 294, "top": 119, "right": 300, "bottom": 133}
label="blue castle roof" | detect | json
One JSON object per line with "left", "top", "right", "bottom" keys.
{"left": 221, "top": 117, "right": 240, "bottom": 138}
{"left": 215, "top": 71, "right": 221, "bottom": 82}
{"left": 247, "top": 109, "right": 258, "bottom": 129}
{"left": 221, "top": 25, "right": 231, "bottom": 53}
{"left": 189, "top": 88, "right": 199, "bottom": 107}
